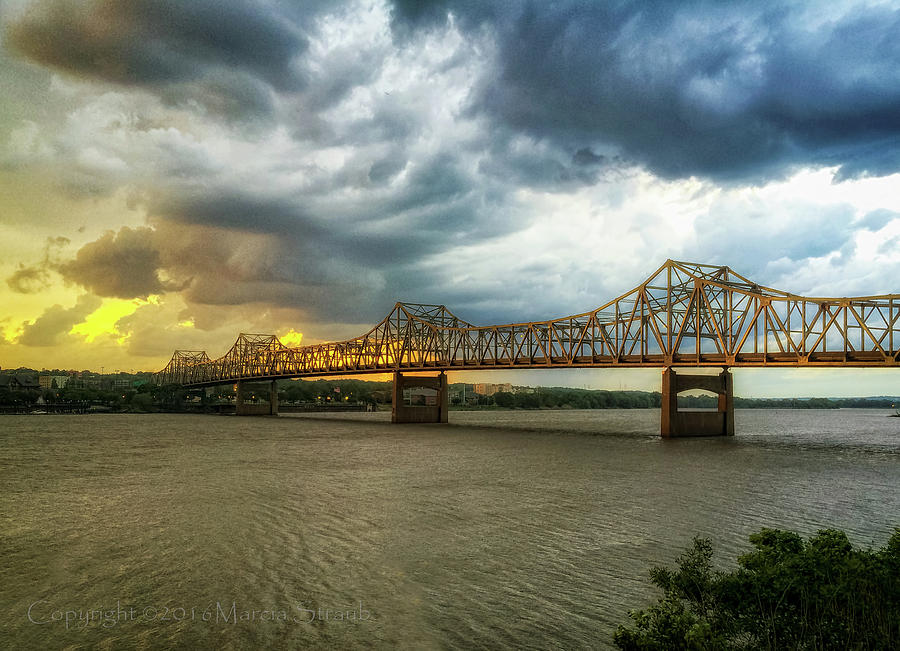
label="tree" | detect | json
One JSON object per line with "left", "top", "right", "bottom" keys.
{"left": 614, "top": 527, "right": 900, "bottom": 650}
{"left": 494, "top": 391, "right": 515, "bottom": 407}
{"left": 150, "top": 383, "right": 188, "bottom": 409}
{"left": 131, "top": 392, "right": 154, "bottom": 412}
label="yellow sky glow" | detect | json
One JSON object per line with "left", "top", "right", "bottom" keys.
{"left": 279, "top": 329, "right": 304, "bottom": 347}
{"left": 69, "top": 296, "right": 157, "bottom": 343}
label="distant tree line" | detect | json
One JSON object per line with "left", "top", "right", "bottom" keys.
{"left": 0, "top": 385, "right": 139, "bottom": 410}
{"left": 126, "top": 379, "right": 395, "bottom": 413}
{"left": 492, "top": 388, "right": 659, "bottom": 409}
{"left": 491, "top": 388, "right": 897, "bottom": 410}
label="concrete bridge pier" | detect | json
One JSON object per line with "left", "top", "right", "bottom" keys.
{"left": 235, "top": 380, "right": 279, "bottom": 416}
{"left": 391, "top": 371, "right": 448, "bottom": 424}
{"left": 269, "top": 380, "right": 279, "bottom": 415}
{"left": 660, "top": 368, "right": 734, "bottom": 437}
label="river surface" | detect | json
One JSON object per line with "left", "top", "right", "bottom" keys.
{"left": 1, "top": 409, "right": 898, "bottom": 649}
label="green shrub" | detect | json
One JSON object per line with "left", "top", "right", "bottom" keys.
{"left": 614, "top": 527, "right": 900, "bottom": 650}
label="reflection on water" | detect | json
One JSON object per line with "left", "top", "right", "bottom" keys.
{"left": 1, "top": 409, "right": 898, "bottom": 649}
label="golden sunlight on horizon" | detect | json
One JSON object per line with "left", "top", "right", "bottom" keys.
{"left": 279, "top": 329, "right": 304, "bottom": 347}
{"left": 69, "top": 296, "right": 156, "bottom": 343}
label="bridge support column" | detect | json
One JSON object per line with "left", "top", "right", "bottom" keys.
{"left": 661, "top": 368, "right": 734, "bottom": 437}
{"left": 391, "top": 371, "right": 448, "bottom": 424}
{"left": 235, "top": 380, "right": 279, "bottom": 416}
{"left": 235, "top": 380, "right": 245, "bottom": 414}
{"left": 269, "top": 380, "right": 279, "bottom": 416}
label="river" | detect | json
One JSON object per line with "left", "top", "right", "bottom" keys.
{"left": 1, "top": 409, "right": 898, "bottom": 649}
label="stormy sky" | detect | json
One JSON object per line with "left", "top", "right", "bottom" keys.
{"left": 1, "top": 0, "right": 899, "bottom": 396}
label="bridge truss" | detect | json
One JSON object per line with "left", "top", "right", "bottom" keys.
{"left": 153, "top": 260, "right": 900, "bottom": 386}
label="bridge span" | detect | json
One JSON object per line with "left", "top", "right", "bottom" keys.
{"left": 152, "top": 260, "right": 899, "bottom": 436}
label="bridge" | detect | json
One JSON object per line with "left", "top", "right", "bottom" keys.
{"left": 152, "top": 260, "right": 900, "bottom": 436}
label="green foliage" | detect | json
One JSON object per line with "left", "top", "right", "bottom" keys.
{"left": 130, "top": 392, "right": 155, "bottom": 412}
{"left": 493, "top": 391, "right": 516, "bottom": 407}
{"left": 278, "top": 378, "right": 391, "bottom": 404}
{"left": 149, "top": 383, "right": 189, "bottom": 409}
{"left": 614, "top": 528, "right": 900, "bottom": 650}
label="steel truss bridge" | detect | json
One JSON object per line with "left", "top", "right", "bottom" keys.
{"left": 152, "top": 260, "right": 900, "bottom": 387}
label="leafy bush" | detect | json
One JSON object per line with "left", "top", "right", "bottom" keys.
{"left": 614, "top": 528, "right": 900, "bottom": 650}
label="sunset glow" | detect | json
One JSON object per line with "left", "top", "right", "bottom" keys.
{"left": 279, "top": 329, "right": 304, "bottom": 348}
{"left": 69, "top": 297, "right": 154, "bottom": 343}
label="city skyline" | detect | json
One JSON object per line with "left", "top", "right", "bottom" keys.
{"left": 2, "top": 1, "right": 900, "bottom": 397}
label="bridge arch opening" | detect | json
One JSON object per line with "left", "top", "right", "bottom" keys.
{"left": 661, "top": 368, "right": 734, "bottom": 437}
{"left": 675, "top": 388, "right": 720, "bottom": 412}
{"left": 235, "top": 380, "right": 279, "bottom": 416}
{"left": 391, "top": 372, "right": 448, "bottom": 423}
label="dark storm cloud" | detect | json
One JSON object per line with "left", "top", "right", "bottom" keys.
{"left": 17, "top": 294, "right": 101, "bottom": 346}
{"left": 368, "top": 153, "right": 408, "bottom": 184}
{"left": 7, "top": 0, "right": 309, "bottom": 117}
{"left": 477, "top": 138, "right": 616, "bottom": 190}
{"left": 6, "top": 265, "right": 51, "bottom": 294}
{"left": 388, "top": 0, "right": 499, "bottom": 39}
{"left": 149, "top": 191, "right": 321, "bottom": 236}
{"left": 123, "top": 221, "right": 387, "bottom": 323}
{"left": 57, "top": 227, "right": 176, "bottom": 299}
{"left": 5, "top": 236, "right": 70, "bottom": 294}
{"left": 9, "top": 0, "right": 898, "bottom": 338}
{"left": 129, "top": 153, "right": 527, "bottom": 323}
{"left": 572, "top": 148, "right": 605, "bottom": 167}
{"left": 391, "top": 0, "right": 900, "bottom": 182}
{"left": 149, "top": 148, "right": 519, "bottom": 267}
{"left": 147, "top": 182, "right": 475, "bottom": 270}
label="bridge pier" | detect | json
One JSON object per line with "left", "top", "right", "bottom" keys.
{"left": 235, "top": 380, "right": 279, "bottom": 416}
{"left": 391, "top": 371, "right": 448, "bottom": 424}
{"left": 661, "top": 368, "right": 734, "bottom": 437}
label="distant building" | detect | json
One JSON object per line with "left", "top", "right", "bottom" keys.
{"left": 38, "top": 375, "right": 69, "bottom": 390}
{"left": 66, "top": 375, "right": 100, "bottom": 389}
{"left": 402, "top": 386, "right": 438, "bottom": 406}
{"left": 449, "top": 390, "right": 469, "bottom": 404}
{"left": 474, "top": 382, "right": 513, "bottom": 396}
